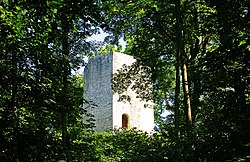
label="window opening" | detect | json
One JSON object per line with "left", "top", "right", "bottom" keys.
{"left": 122, "top": 114, "right": 129, "bottom": 128}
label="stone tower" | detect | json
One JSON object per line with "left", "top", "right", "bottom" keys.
{"left": 83, "top": 52, "right": 154, "bottom": 133}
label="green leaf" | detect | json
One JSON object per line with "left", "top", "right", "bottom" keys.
{"left": 239, "top": 40, "right": 247, "bottom": 46}
{"left": 246, "top": 45, "right": 250, "bottom": 51}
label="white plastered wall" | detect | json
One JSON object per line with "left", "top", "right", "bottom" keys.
{"left": 112, "top": 52, "right": 154, "bottom": 132}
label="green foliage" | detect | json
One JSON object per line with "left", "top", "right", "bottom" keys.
{"left": 0, "top": 0, "right": 102, "bottom": 161}
{"left": 101, "top": 0, "right": 250, "bottom": 161}
{"left": 98, "top": 44, "right": 123, "bottom": 55}
{"left": 89, "top": 43, "right": 123, "bottom": 59}
{"left": 78, "top": 129, "right": 169, "bottom": 162}
{"left": 1, "top": 0, "right": 249, "bottom": 161}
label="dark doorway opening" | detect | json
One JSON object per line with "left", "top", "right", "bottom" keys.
{"left": 122, "top": 114, "right": 129, "bottom": 128}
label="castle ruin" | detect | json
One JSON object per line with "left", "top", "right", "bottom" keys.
{"left": 83, "top": 52, "right": 154, "bottom": 132}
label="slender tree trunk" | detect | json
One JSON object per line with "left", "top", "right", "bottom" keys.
{"left": 175, "top": 0, "right": 192, "bottom": 127}
{"left": 175, "top": 1, "right": 194, "bottom": 159}
{"left": 174, "top": 62, "right": 181, "bottom": 130}
{"left": 174, "top": 0, "right": 181, "bottom": 134}
{"left": 61, "top": 12, "right": 71, "bottom": 161}
{"left": 182, "top": 63, "right": 192, "bottom": 125}
{"left": 174, "top": 0, "right": 182, "bottom": 160}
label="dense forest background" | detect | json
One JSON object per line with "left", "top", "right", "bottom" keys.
{"left": 0, "top": 0, "right": 249, "bottom": 161}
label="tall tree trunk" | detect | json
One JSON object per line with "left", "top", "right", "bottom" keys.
{"left": 182, "top": 63, "right": 192, "bottom": 125}
{"left": 61, "top": 12, "right": 71, "bottom": 161}
{"left": 174, "top": 0, "right": 182, "bottom": 160}
{"left": 176, "top": 0, "right": 192, "bottom": 131}
{"left": 177, "top": 1, "right": 193, "bottom": 159}
{"left": 174, "top": 0, "right": 181, "bottom": 133}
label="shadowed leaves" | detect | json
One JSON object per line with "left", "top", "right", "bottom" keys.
{"left": 112, "top": 60, "right": 153, "bottom": 103}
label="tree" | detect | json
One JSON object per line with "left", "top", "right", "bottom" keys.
{"left": 1, "top": 0, "right": 249, "bottom": 161}
{"left": 0, "top": 0, "right": 104, "bottom": 161}
{"left": 101, "top": 0, "right": 250, "bottom": 160}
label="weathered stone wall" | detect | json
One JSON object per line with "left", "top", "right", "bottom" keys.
{"left": 84, "top": 52, "right": 154, "bottom": 132}
{"left": 84, "top": 53, "right": 113, "bottom": 131}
